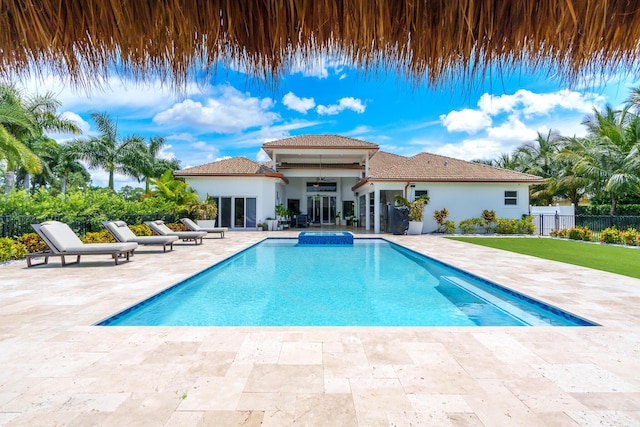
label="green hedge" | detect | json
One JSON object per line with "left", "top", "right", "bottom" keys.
{"left": 577, "top": 204, "right": 640, "bottom": 215}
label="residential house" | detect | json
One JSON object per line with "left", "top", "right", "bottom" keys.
{"left": 174, "top": 135, "right": 543, "bottom": 233}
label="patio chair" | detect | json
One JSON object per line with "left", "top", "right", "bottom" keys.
{"left": 144, "top": 220, "right": 206, "bottom": 245}
{"left": 179, "top": 218, "right": 227, "bottom": 238}
{"left": 103, "top": 220, "right": 178, "bottom": 252}
{"left": 26, "top": 221, "right": 137, "bottom": 267}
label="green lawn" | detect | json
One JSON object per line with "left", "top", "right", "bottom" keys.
{"left": 446, "top": 237, "right": 640, "bottom": 279}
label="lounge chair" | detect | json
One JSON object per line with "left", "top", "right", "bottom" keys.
{"left": 103, "top": 220, "right": 178, "bottom": 252}
{"left": 26, "top": 221, "right": 137, "bottom": 267}
{"left": 179, "top": 218, "right": 227, "bottom": 238}
{"left": 144, "top": 220, "right": 206, "bottom": 245}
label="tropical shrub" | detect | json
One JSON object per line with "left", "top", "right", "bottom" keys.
{"left": 166, "top": 222, "right": 187, "bottom": 231}
{"left": 620, "top": 228, "right": 640, "bottom": 246}
{"left": 494, "top": 218, "right": 517, "bottom": 234}
{"left": 443, "top": 220, "right": 456, "bottom": 234}
{"left": 409, "top": 195, "right": 430, "bottom": 222}
{"left": 550, "top": 229, "right": 567, "bottom": 238}
{"left": 189, "top": 195, "right": 218, "bottom": 220}
{"left": 82, "top": 230, "right": 116, "bottom": 243}
{"left": 566, "top": 226, "right": 593, "bottom": 241}
{"left": 458, "top": 217, "right": 485, "bottom": 234}
{"left": 481, "top": 210, "right": 496, "bottom": 233}
{"left": 433, "top": 208, "right": 449, "bottom": 232}
{"left": 0, "top": 238, "right": 27, "bottom": 262}
{"left": 15, "top": 233, "right": 47, "bottom": 253}
{"left": 600, "top": 226, "right": 622, "bottom": 244}
{"left": 129, "top": 224, "right": 153, "bottom": 236}
{"left": 515, "top": 216, "right": 536, "bottom": 235}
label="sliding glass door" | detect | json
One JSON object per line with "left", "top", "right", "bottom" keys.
{"left": 306, "top": 196, "right": 336, "bottom": 224}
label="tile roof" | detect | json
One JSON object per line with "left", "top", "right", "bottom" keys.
{"left": 174, "top": 156, "right": 286, "bottom": 180}
{"left": 371, "top": 152, "right": 544, "bottom": 182}
{"left": 262, "top": 134, "right": 379, "bottom": 149}
{"left": 368, "top": 151, "right": 407, "bottom": 175}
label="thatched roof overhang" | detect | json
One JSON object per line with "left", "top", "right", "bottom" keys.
{"left": 2, "top": 1, "right": 639, "bottom": 88}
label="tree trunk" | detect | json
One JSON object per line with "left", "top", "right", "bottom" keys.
{"left": 108, "top": 170, "right": 114, "bottom": 190}
{"left": 61, "top": 173, "right": 67, "bottom": 195}
{"left": 610, "top": 196, "right": 617, "bottom": 215}
{"left": 4, "top": 171, "right": 15, "bottom": 193}
{"left": 23, "top": 173, "right": 31, "bottom": 190}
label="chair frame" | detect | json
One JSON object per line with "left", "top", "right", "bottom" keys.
{"left": 144, "top": 220, "right": 205, "bottom": 245}
{"left": 102, "top": 221, "right": 176, "bottom": 252}
{"left": 26, "top": 223, "right": 135, "bottom": 267}
{"left": 179, "top": 218, "right": 226, "bottom": 238}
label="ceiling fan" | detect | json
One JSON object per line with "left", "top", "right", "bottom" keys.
{"left": 313, "top": 155, "right": 327, "bottom": 187}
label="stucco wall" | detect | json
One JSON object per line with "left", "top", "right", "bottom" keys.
{"left": 414, "top": 182, "right": 531, "bottom": 233}
{"left": 184, "top": 176, "right": 276, "bottom": 224}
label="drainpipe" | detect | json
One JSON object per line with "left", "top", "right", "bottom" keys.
{"left": 404, "top": 182, "right": 411, "bottom": 199}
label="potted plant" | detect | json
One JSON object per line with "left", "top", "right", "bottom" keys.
{"left": 335, "top": 212, "right": 341, "bottom": 226}
{"left": 265, "top": 217, "right": 278, "bottom": 231}
{"left": 275, "top": 204, "right": 288, "bottom": 220}
{"left": 395, "top": 194, "right": 429, "bottom": 235}
{"left": 188, "top": 195, "right": 218, "bottom": 228}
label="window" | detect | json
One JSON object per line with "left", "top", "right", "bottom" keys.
{"left": 415, "top": 190, "right": 429, "bottom": 199}
{"left": 504, "top": 191, "right": 518, "bottom": 205}
{"left": 306, "top": 181, "right": 337, "bottom": 192}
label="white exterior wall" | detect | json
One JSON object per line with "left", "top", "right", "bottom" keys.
{"left": 416, "top": 182, "right": 531, "bottom": 233}
{"left": 184, "top": 176, "right": 277, "bottom": 225}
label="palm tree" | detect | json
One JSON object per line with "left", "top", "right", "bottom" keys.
{"left": 54, "top": 142, "right": 91, "bottom": 194}
{"left": 149, "top": 170, "right": 198, "bottom": 214}
{"left": 555, "top": 137, "right": 592, "bottom": 214}
{"left": 0, "top": 85, "right": 42, "bottom": 191}
{"left": 131, "top": 136, "right": 180, "bottom": 193}
{"left": 73, "top": 112, "right": 144, "bottom": 190}
{"left": 515, "top": 131, "right": 563, "bottom": 205}
{"left": 567, "top": 103, "right": 640, "bottom": 214}
{"left": 0, "top": 84, "right": 82, "bottom": 192}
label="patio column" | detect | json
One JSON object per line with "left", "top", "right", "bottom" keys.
{"left": 374, "top": 188, "right": 380, "bottom": 234}
{"left": 365, "top": 191, "right": 370, "bottom": 230}
{"left": 272, "top": 152, "right": 277, "bottom": 171}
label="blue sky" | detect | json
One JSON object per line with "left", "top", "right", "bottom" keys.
{"left": 16, "top": 57, "right": 639, "bottom": 189}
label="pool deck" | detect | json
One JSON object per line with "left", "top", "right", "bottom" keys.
{"left": 1, "top": 231, "right": 639, "bottom": 426}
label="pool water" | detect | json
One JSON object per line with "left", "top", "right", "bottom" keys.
{"left": 98, "top": 239, "right": 595, "bottom": 327}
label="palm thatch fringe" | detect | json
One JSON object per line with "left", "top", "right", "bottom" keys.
{"left": 1, "top": 0, "right": 639, "bottom": 89}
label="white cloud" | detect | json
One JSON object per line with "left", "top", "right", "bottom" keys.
{"left": 282, "top": 92, "right": 316, "bottom": 113}
{"left": 316, "top": 97, "right": 365, "bottom": 115}
{"left": 440, "top": 109, "right": 492, "bottom": 134}
{"left": 433, "top": 139, "right": 511, "bottom": 161}
{"left": 256, "top": 149, "right": 270, "bottom": 162}
{"left": 478, "top": 89, "right": 604, "bottom": 117}
{"left": 153, "top": 85, "right": 279, "bottom": 133}
{"left": 486, "top": 117, "right": 538, "bottom": 142}
{"left": 60, "top": 111, "right": 91, "bottom": 133}
{"left": 17, "top": 75, "right": 202, "bottom": 111}
{"left": 289, "top": 55, "right": 349, "bottom": 79}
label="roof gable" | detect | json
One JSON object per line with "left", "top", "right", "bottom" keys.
{"left": 174, "top": 156, "right": 285, "bottom": 180}
{"left": 262, "top": 134, "right": 379, "bottom": 149}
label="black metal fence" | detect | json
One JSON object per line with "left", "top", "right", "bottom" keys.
{"left": 0, "top": 213, "right": 181, "bottom": 238}
{"left": 532, "top": 214, "right": 640, "bottom": 237}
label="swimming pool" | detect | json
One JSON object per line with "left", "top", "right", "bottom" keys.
{"left": 98, "top": 238, "right": 595, "bottom": 327}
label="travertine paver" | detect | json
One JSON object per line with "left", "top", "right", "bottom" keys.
{"left": 1, "top": 231, "right": 639, "bottom": 426}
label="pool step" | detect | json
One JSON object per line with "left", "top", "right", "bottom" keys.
{"left": 298, "top": 232, "right": 354, "bottom": 245}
